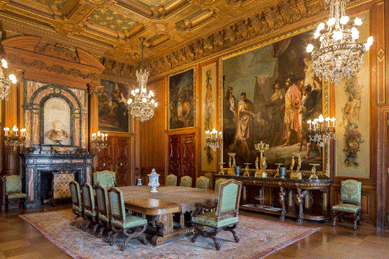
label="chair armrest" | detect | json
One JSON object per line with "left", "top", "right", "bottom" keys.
{"left": 193, "top": 202, "right": 217, "bottom": 217}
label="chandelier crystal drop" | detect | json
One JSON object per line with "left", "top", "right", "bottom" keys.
{"left": 306, "top": 0, "right": 373, "bottom": 85}
{"left": 127, "top": 37, "right": 157, "bottom": 122}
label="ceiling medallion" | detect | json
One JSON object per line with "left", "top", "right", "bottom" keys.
{"left": 127, "top": 37, "right": 158, "bottom": 122}
{"left": 306, "top": 0, "right": 373, "bottom": 85}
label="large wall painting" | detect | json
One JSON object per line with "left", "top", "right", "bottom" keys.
{"left": 335, "top": 12, "right": 370, "bottom": 178}
{"left": 98, "top": 79, "right": 130, "bottom": 133}
{"left": 201, "top": 63, "right": 218, "bottom": 171}
{"left": 222, "top": 30, "right": 325, "bottom": 171}
{"left": 168, "top": 68, "right": 195, "bottom": 130}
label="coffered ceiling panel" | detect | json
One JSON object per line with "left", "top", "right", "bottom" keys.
{"left": 88, "top": 9, "right": 137, "bottom": 32}
{"left": 0, "top": 0, "right": 365, "bottom": 80}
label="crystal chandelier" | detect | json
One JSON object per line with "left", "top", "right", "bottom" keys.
{"left": 127, "top": 37, "right": 158, "bottom": 122}
{"left": 307, "top": 114, "right": 336, "bottom": 147}
{"left": 306, "top": 0, "right": 373, "bottom": 85}
{"left": 205, "top": 128, "right": 222, "bottom": 151}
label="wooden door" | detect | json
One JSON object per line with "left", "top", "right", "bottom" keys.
{"left": 114, "top": 137, "right": 131, "bottom": 186}
{"left": 181, "top": 134, "right": 196, "bottom": 187}
{"left": 168, "top": 135, "right": 181, "bottom": 179}
{"left": 95, "top": 138, "right": 114, "bottom": 171}
{"left": 168, "top": 133, "right": 196, "bottom": 186}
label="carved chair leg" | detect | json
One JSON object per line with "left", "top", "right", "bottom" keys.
{"left": 91, "top": 223, "right": 99, "bottom": 235}
{"left": 122, "top": 225, "right": 147, "bottom": 251}
{"left": 225, "top": 223, "right": 239, "bottom": 243}
{"left": 97, "top": 226, "right": 106, "bottom": 238}
{"left": 110, "top": 232, "right": 119, "bottom": 246}
{"left": 71, "top": 215, "right": 79, "bottom": 226}
{"left": 83, "top": 220, "right": 91, "bottom": 232}
{"left": 354, "top": 211, "right": 361, "bottom": 231}
{"left": 209, "top": 228, "right": 221, "bottom": 250}
{"left": 332, "top": 211, "right": 342, "bottom": 227}
{"left": 78, "top": 218, "right": 86, "bottom": 229}
{"left": 105, "top": 230, "right": 114, "bottom": 243}
{"left": 191, "top": 224, "right": 203, "bottom": 243}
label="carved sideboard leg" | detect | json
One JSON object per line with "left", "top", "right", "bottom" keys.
{"left": 279, "top": 186, "right": 286, "bottom": 220}
{"left": 295, "top": 188, "right": 308, "bottom": 223}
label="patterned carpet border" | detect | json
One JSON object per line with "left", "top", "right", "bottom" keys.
{"left": 20, "top": 210, "right": 318, "bottom": 259}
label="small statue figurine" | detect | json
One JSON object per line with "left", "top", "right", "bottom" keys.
{"left": 290, "top": 153, "right": 302, "bottom": 179}
{"left": 309, "top": 164, "right": 320, "bottom": 180}
{"left": 261, "top": 157, "right": 267, "bottom": 178}
{"left": 243, "top": 163, "right": 251, "bottom": 177}
{"left": 219, "top": 162, "right": 225, "bottom": 175}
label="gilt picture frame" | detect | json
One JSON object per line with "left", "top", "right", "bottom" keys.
{"left": 220, "top": 29, "right": 327, "bottom": 173}
{"left": 168, "top": 68, "right": 196, "bottom": 130}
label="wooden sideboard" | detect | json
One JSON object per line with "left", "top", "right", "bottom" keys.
{"left": 214, "top": 174, "right": 333, "bottom": 223}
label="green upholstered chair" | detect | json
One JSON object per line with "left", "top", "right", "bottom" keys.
{"left": 81, "top": 183, "right": 98, "bottom": 234}
{"left": 214, "top": 178, "right": 228, "bottom": 191}
{"left": 1, "top": 175, "right": 26, "bottom": 210}
{"left": 165, "top": 174, "right": 178, "bottom": 186}
{"left": 93, "top": 171, "right": 116, "bottom": 188}
{"left": 204, "top": 173, "right": 214, "bottom": 190}
{"left": 196, "top": 176, "right": 210, "bottom": 190}
{"left": 96, "top": 185, "right": 113, "bottom": 240}
{"left": 69, "top": 181, "right": 83, "bottom": 226}
{"left": 51, "top": 172, "right": 75, "bottom": 206}
{"left": 180, "top": 176, "right": 193, "bottom": 187}
{"left": 191, "top": 179, "right": 243, "bottom": 250}
{"left": 332, "top": 180, "right": 362, "bottom": 230}
{"left": 108, "top": 187, "right": 148, "bottom": 251}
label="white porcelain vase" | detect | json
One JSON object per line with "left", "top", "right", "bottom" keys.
{"left": 148, "top": 168, "right": 160, "bottom": 193}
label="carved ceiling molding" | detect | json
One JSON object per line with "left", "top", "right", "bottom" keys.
{"left": 100, "top": 57, "right": 136, "bottom": 81}
{"left": 144, "top": 0, "right": 331, "bottom": 76}
{"left": 2, "top": 36, "right": 105, "bottom": 84}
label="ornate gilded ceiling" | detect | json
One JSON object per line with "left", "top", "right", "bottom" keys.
{"left": 0, "top": 0, "right": 365, "bottom": 80}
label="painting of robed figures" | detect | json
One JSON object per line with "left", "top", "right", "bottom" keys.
{"left": 98, "top": 79, "right": 130, "bottom": 133}
{"left": 222, "top": 30, "right": 324, "bottom": 171}
{"left": 169, "top": 68, "right": 195, "bottom": 130}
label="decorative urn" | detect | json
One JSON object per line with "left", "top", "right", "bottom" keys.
{"left": 148, "top": 168, "right": 160, "bottom": 193}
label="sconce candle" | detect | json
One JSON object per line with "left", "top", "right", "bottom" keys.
{"left": 205, "top": 128, "right": 222, "bottom": 151}
{"left": 92, "top": 131, "right": 108, "bottom": 150}
{"left": 4, "top": 125, "right": 26, "bottom": 148}
{"left": 307, "top": 114, "right": 336, "bottom": 147}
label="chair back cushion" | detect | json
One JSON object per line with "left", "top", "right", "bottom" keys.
{"left": 96, "top": 185, "right": 110, "bottom": 221}
{"left": 69, "top": 181, "right": 82, "bottom": 208}
{"left": 52, "top": 172, "right": 75, "bottom": 199}
{"left": 214, "top": 178, "right": 228, "bottom": 191}
{"left": 93, "top": 171, "right": 116, "bottom": 188}
{"left": 5, "top": 175, "right": 22, "bottom": 194}
{"left": 81, "top": 183, "right": 96, "bottom": 215}
{"left": 216, "top": 180, "right": 243, "bottom": 216}
{"left": 180, "top": 176, "right": 193, "bottom": 187}
{"left": 204, "top": 172, "right": 214, "bottom": 190}
{"left": 108, "top": 187, "right": 126, "bottom": 222}
{"left": 341, "top": 180, "right": 362, "bottom": 205}
{"left": 165, "top": 174, "right": 177, "bottom": 186}
{"left": 196, "top": 176, "right": 210, "bottom": 190}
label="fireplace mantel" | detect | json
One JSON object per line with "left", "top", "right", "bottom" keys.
{"left": 21, "top": 153, "right": 95, "bottom": 208}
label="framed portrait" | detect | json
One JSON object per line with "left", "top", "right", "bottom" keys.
{"left": 168, "top": 68, "right": 195, "bottom": 130}
{"left": 335, "top": 11, "right": 370, "bottom": 178}
{"left": 98, "top": 79, "right": 131, "bottom": 133}
{"left": 221, "top": 29, "right": 326, "bottom": 172}
{"left": 201, "top": 62, "right": 218, "bottom": 171}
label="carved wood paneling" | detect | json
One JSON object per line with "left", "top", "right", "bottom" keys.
{"left": 168, "top": 133, "right": 196, "bottom": 186}
{"left": 114, "top": 137, "right": 131, "bottom": 186}
{"left": 95, "top": 138, "right": 114, "bottom": 171}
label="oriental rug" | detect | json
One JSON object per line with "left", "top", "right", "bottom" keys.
{"left": 20, "top": 210, "right": 317, "bottom": 259}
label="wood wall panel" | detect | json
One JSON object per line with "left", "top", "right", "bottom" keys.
{"left": 140, "top": 79, "right": 166, "bottom": 179}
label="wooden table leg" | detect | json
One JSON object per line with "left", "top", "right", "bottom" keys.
{"left": 152, "top": 213, "right": 174, "bottom": 246}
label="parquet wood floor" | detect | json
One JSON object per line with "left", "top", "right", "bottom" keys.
{"left": 0, "top": 205, "right": 388, "bottom": 258}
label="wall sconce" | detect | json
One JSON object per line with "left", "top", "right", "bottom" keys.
{"left": 91, "top": 131, "right": 108, "bottom": 149}
{"left": 205, "top": 128, "right": 222, "bottom": 151}
{"left": 307, "top": 115, "right": 336, "bottom": 147}
{"left": 4, "top": 125, "right": 26, "bottom": 149}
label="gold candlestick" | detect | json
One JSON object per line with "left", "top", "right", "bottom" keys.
{"left": 290, "top": 153, "right": 302, "bottom": 179}
{"left": 254, "top": 141, "right": 269, "bottom": 178}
